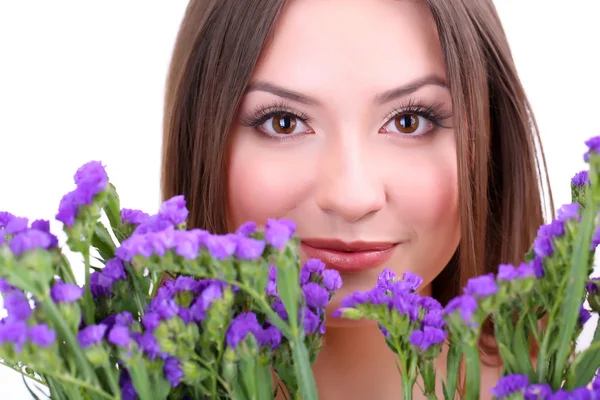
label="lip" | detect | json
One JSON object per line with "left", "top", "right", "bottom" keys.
{"left": 300, "top": 239, "right": 399, "bottom": 273}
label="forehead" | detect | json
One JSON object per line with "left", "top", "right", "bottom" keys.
{"left": 251, "top": 0, "right": 447, "bottom": 95}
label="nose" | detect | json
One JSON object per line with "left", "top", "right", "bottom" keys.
{"left": 315, "top": 136, "right": 386, "bottom": 223}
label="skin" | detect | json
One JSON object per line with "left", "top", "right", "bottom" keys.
{"left": 227, "top": 0, "right": 500, "bottom": 398}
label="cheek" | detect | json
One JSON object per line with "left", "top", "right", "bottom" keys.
{"left": 227, "top": 136, "right": 311, "bottom": 230}
{"left": 390, "top": 140, "right": 460, "bottom": 281}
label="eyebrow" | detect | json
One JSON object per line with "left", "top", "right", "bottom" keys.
{"left": 246, "top": 75, "right": 448, "bottom": 107}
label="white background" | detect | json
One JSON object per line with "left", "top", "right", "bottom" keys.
{"left": 0, "top": 1, "right": 599, "bottom": 397}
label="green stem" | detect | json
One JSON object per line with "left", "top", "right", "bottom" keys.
{"left": 190, "top": 354, "right": 232, "bottom": 396}
{"left": 82, "top": 245, "right": 95, "bottom": 326}
{"left": 102, "top": 362, "right": 120, "bottom": 398}
{"left": 44, "top": 371, "right": 116, "bottom": 400}
{"left": 0, "top": 360, "right": 47, "bottom": 386}
{"left": 231, "top": 280, "right": 291, "bottom": 337}
{"left": 463, "top": 345, "right": 480, "bottom": 400}
{"left": 41, "top": 299, "right": 98, "bottom": 385}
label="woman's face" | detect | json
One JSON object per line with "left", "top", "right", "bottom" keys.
{"left": 227, "top": 0, "right": 460, "bottom": 323}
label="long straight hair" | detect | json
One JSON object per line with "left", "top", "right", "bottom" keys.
{"left": 161, "top": 0, "right": 553, "bottom": 355}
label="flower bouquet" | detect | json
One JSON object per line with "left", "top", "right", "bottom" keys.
{"left": 2, "top": 136, "right": 600, "bottom": 400}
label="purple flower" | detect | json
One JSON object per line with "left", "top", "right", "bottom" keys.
{"left": 142, "top": 312, "right": 161, "bottom": 332}
{"left": 236, "top": 221, "right": 257, "bottom": 237}
{"left": 120, "top": 209, "right": 150, "bottom": 226}
{"left": 422, "top": 310, "right": 446, "bottom": 329}
{"left": 587, "top": 278, "right": 600, "bottom": 294}
{"left": 368, "top": 287, "right": 392, "bottom": 306}
{"left": 420, "top": 296, "right": 442, "bottom": 311}
{"left": 392, "top": 292, "right": 421, "bottom": 321}
{"left": 3, "top": 292, "right": 32, "bottom": 321}
{"left": 159, "top": 195, "right": 189, "bottom": 225}
{"left": 5, "top": 216, "right": 28, "bottom": 234}
{"left": 302, "top": 307, "right": 320, "bottom": 334}
{"left": 377, "top": 268, "right": 397, "bottom": 290}
{"left": 132, "top": 331, "right": 162, "bottom": 361}
{"left": 90, "top": 271, "right": 114, "bottom": 298}
{"left": 56, "top": 190, "right": 82, "bottom": 226}
{"left": 226, "top": 312, "right": 262, "bottom": 348}
{"left": 174, "top": 231, "right": 200, "bottom": 259}
{"left": 516, "top": 262, "right": 536, "bottom": 279}
{"left": 257, "top": 325, "right": 283, "bottom": 349}
{"left": 9, "top": 229, "right": 54, "bottom": 256}
{"left": 73, "top": 160, "right": 108, "bottom": 192}
{"left": 77, "top": 324, "right": 108, "bottom": 348}
{"left": 579, "top": 306, "right": 592, "bottom": 326}
{"left": 464, "top": 274, "right": 498, "bottom": 297}
{"left": 0, "top": 212, "right": 16, "bottom": 228}
{"left": 549, "top": 389, "right": 571, "bottom": 400}
{"left": 235, "top": 237, "right": 266, "bottom": 260}
{"left": 322, "top": 269, "right": 342, "bottom": 291}
{"left": 119, "top": 370, "right": 138, "bottom": 400}
{"left": 51, "top": 282, "right": 84, "bottom": 303}
{"left": 265, "top": 219, "right": 295, "bottom": 249}
{"left": 303, "top": 258, "right": 326, "bottom": 274}
{"left": 584, "top": 136, "right": 600, "bottom": 162}
{"left": 490, "top": 374, "right": 529, "bottom": 398}
{"left": 30, "top": 219, "right": 59, "bottom": 247}
{"left": 444, "top": 295, "right": 478, "bottom": 326}
{"left": 101, "top": 312, "right": 134, "bottom": 331}
{"left": 572, "top": 170, "right": 590, "bottom": 186}
{"left": 0, "top": 278, "right": 16, "bottom": 293}
{"left": 409, "top": 326, "right": 446, "bottom": 351}
{"left": 524, "top": 383, "right": 552, "bottom": 400}
{"left": 133, "top": 215, "right": 174, "bottom": 235}
{"left": 531, "top": 257, "right": 544, "bottom": 278}
{"left": 164, "top": 357, "right": 183, "bottom": 387}
{"left": 190, "top": 283, "right": 223, "bottom": 322}
{"left": 266, "top": 266, "right": 278, "bottom": 296}
{"left": 571, "top": 388, "right": 593, "bottom": 400}
{"left": 204, "top": 234, "right": 237, "bottom": 260}
{"left": 557, "top": 203, "right": 580, "bottom": 221}
{"left": 103, "top": 259, "right": 127, "bottom": 281}
{"left": 108, "top": 326, "right": 131, "bottom": 347}
{"left": 339, "top": 291, "right": 370, "bottom": 308}
{"left": 401, "top": 271, "right": 423, "bottom": 291}
{"left": 272, "top": 299, "right": 288, "bottom": 320}
{"left": 0, "top": 319, "right": 28, "bottom": 350}
{"left": 302, "top": 282, "right": 330, "bottom": 309}
{"left": 115, "top": 234, "right": 153, "bottom": 262}
{"left": 497, "top": 264, "right": 518, "bottom": 281}
{"left": 28, "top": 324, "right": 56, "bottom": 347}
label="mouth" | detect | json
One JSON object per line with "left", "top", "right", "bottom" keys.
{"left": 300, "top": 239, "right": 400, "bottom": 273}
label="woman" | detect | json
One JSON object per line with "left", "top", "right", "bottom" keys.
{"left": 161, "top": 0, "right": 551, "bottom": 398}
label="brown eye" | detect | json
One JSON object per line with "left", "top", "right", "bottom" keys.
{"left": 271, "top": 113, "right": 297, "bottom": 135}
{"left": 394, "top": 114, "right": 419, "bottom": 134}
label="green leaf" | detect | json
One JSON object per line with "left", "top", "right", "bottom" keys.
{"left": 512, "top": 314, "right": 536, "bottom": 380}
{"left": 291, "top": 337, "right": 318, "bottom": 400}
{"left": 442, "top": 343, "right": 462, "bottom": 400}
{"left": 21, "top": 374, "right": 43, "bottom": 400}
{"left": 552, "top": 197, "right": 595, "bottom": 387}
{"left": 257, "top": 359, "right": 274, "bottom": 400}
{"left": 42, "top": 300, "right": 98, "bottom": 385}
{"left": 497, "top": 342, "right": 519, "bottom": 374}
{"left": 570, "top": 320, "right": 600, "bottom": 388}
{"left": 276, "top": 248, "right": 300, "bottom": 335}
{"left": 128, "top": 361, "right": 154, "bottom": 400}
{"left": 91, "top": 224, "right": 117, "bottom": 262}
{"left": 104, "top": 183, "right": 122, "bottom": 232}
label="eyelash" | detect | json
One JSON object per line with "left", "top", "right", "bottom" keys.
{"left": 240, "top": 98, "right": 452, "bottom": 140}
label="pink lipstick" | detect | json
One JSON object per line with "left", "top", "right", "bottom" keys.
{"left": 300, "top": 239, "right": 398, "bottom": 273}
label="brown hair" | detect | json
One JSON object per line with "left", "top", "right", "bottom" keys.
{"left": 161, "top": 0, "right": 552, "bottom": 355}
